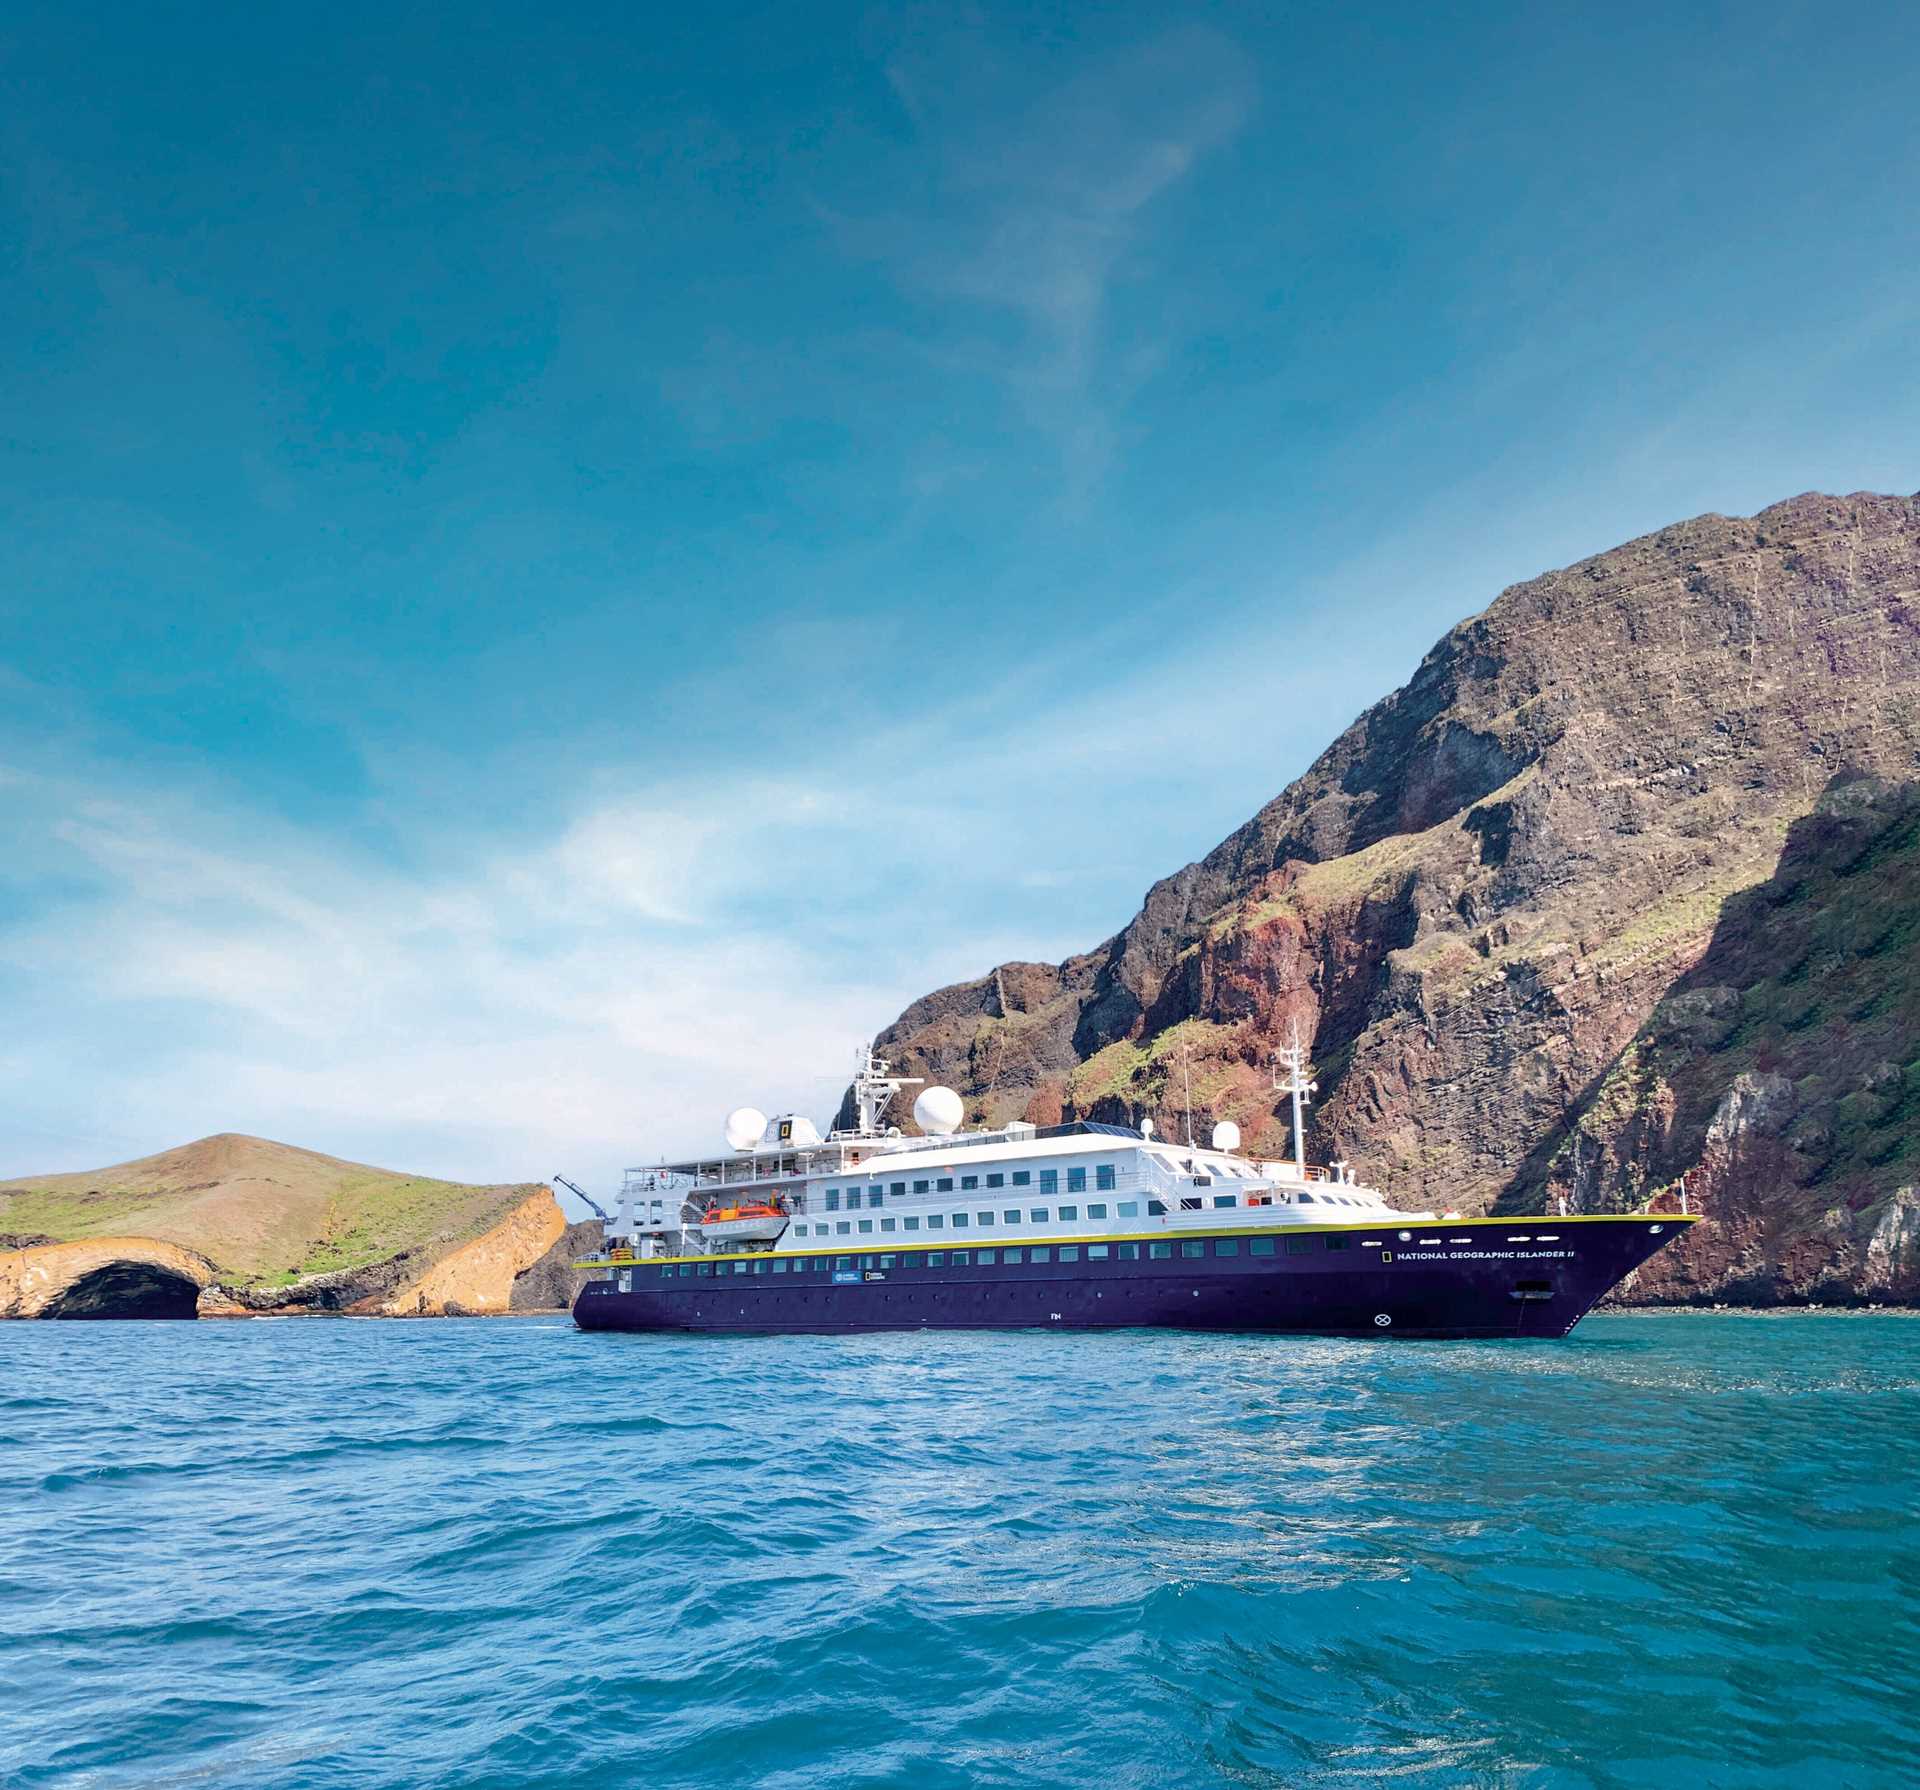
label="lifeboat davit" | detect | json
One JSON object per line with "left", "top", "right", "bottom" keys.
{"left": 693, "top": 1201, "right": 789, "bottom": 1243}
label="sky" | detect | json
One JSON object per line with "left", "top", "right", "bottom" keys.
{"left": 3, "top": 1, "right": 1917, "bottom": 1204}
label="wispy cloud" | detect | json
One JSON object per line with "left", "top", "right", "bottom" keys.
{"left": 851, "top": 24, "right": 1257, "bottom": 496}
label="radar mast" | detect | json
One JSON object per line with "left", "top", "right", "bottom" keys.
{"left": 1271, "top": 1019, "right": 1320, "bottom": 1179}
{"left": 843, "top": 1042, "right": 923, "bottom": 1138}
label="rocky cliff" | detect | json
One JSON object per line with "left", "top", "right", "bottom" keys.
{"left": 0, "top": 1134, "right": 564, "bottom": 1318}
{"left": 854, "top": 491, "right": 1920, "bottom": 1303}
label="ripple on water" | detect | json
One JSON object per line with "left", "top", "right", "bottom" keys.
{"left": 0, "top": 1315, "right": 1916, "bottom": 1790}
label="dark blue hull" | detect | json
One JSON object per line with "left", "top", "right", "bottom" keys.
{"left": 573, "top": 1217, "right": 1695, "bottom": 1340}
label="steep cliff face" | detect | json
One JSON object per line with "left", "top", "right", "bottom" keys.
{"left": 858, "top": 492, "right": 1920, "bottom": 1300}
{"left": 1531, "top": 775, "right": 1920, "bottom": 1305}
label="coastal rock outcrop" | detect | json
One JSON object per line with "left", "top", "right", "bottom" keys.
{"left": 0, "top": 1237, "right": 215, "bottom": 1319}
{"left": 854, "top": 491, "right": 1920, "bottom": 1305}
{"left": 0, "top": 1135, "right": 557, "bottom": 1318}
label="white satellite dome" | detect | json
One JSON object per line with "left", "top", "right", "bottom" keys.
{"left": 913, "top": 1086, "right": 964, "bottom": 1136}
{"left": 723, "top": 1106, "right": 768, "bottom": 1151}
{"left": 1211, "top": 1120, "right": 1242, "bottom": 1153}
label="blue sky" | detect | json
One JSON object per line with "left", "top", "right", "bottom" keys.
{"left": 3, "top": 1, "right": 1917, "bottom": 1198}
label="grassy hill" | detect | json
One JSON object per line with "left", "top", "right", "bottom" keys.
{"left": 0, "top": 1134, "right": 543, "bottom": 1288}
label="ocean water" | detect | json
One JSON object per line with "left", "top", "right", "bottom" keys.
{"left": 2, "top": 1316, "right": 1916, "bottom": 1790}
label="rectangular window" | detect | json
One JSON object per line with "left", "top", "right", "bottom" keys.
{"left": 1249, "top": 1237, "right": 1276, "bottom": 1256}
{"left": 1325, "top": 1234, "right": 1352, "bottom": 1252}
{"left": 961, "top": 1175, "right": 978, "bottom": 1191}
{"left": 1149, "top": 1242, "right": 1172, "bottom": 1259}
{"left": 1214, "top": 1239, "right": 1240, "bottom": 1256}
{"left": 1087, "top": 1203, "right": 1108, "bottom": 1219}
{"left": 879, "top": 1254, "right": 895, "bottom": 1268}
{"left": 735, "top": 1262, "right": 750, "bottom": 1274}
{"left": 1029, "top": 1247, "right": 1052, "bottom": 1263}
{"left": 891, "top": 1182, "right": 906, "bottom": 1198}
{"left": 1213, "top": 1195, "right": 1237, "bottom": 1208}
{"left": 1180, "top": 1240, "right": 1205, "bottom": 1258}
{"left": 859, "top": 1255, "right": 874, "bottom": 1269}
{"left": 927, "top": 1252, "right": 946, "bottom": 1267}
{"left": 833, "top": 1256, "right": 851, "bottom": 1270}
{"left": 1296, "top": 1192, "right": 1315, "bottom": 1204}
{"left": 1067, "top": 1166, "right": 1086, "bottom": 1193}
{"left": 976, "top": 1249, "right": 996, "bottom": 1265}
{"left": 927, "top": 1214, "right": 945, "bottom": 1230}
{"left": 1088, "top": 1244, "right": 1110, "bottom": 1259}
{"left": 905, "top": 1217, "right": 921, "bottom": 1232}
{"left": 826, "top": 1189, "right": 841, "bottom": 1211}
{"left": 848, "top": 1189, "right": 863, "bottom": 1209}
{"left": 698, "top": 1263, "right": 713, "bottom": 1277}
{"left": 680, "top": 1263, "right": 695, "bottom": 1277}
{"left": 792, "top": 1224, "right": 807, "bottom": 1237}
{"left": 1003, "top": 1209, "right": 1021, "bottom": 1224}
{"left": 1117, "top": 1201, "right": 1139, "bottom": 1219}
{"left": 986, "top": 1172, "right": 1005, "bottom": 1189}
{"left": 1039, "top": 1168, "right": 1058, "bottom": 1194}
{"left": 1029, "top": 1209, "right": 1048, "bottom": 1224}
{"left": 1058, "top": 1204, "right": 1078, "bottom": 1221}
{"left": 952, "top": 1251, "right": 970, "bottom": 1265}
{"left": 1117, "top": 1242, "right": 1139, "bottom": 1260}
{"left": 857, "top": 1219, "right": 873, "bottom": 1234}
{"left": 773, "top": 1259, "right": 789, "bottom": 1273}
{"left": 881, "top": 1217, "right": 897, "bottom": 1232}
{"left": 1286, "top": 1236, "right": 1318, "bottom": 1255}
{"left": 1060, "top": 1245, "right": 1081, "bottom": 1262}
{"left": 936, "top": 1178, "right": 954, "bottom": 1193}
{"left": 1003, "top": 1248, "right": 1023, "bottom": 1264}
{"left": 1012, "top": 1170, "right": 1031, "bottom": 1187}
{"left": 836, "top": 1221, "right": 851, "bottom": 1235}
{"left": 1096, "top": 1164, "right": 1116, "bottom": 1191}
{"left": 914, "top": 1180, "right": 930, "bottom": 1194}
{"left": 976, "top": 1212, "right": 994, "bottom": 1227}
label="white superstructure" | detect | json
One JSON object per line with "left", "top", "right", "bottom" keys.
{"left": 604, "top": 1043, "right": 1430, "bottom": 1262}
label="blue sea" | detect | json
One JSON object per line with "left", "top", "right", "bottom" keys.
{"left": 3, "top": 1315, "right": 1916, "bottom": 1790}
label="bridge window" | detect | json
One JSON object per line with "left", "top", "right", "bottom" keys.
{"left": 1067, "top": 1167, "right": 1086, "bottom": 1193}
{"left": 986, "top": 1172, "right": 1005, "bottom": 1189}
{"left": 937, "top": 1178, "right": 954, "bottom": 1193}
{"left": 1296, "top": 1192, "right": 1316, "bottom": 1204}
{"left": 848, "top": 1189, "right": 862, "bottom": 1209}
{"left": 1039, "top": 1169, "right": 1059, "bottom": 1195}
{"left": 1012, "top": 1170, "right": 1031, "bottom": 1187}
{"left": 961, "top": 1175, "right": 978, "bottom": 1191}
{"left": 914, "top": 1180, "right": 930, "bottom": 1194}
{"left": 826, "top": 1189, "right": 841, "bottom": 1211}
{"left": 1096, "top": 1164, "right": 1116, "bottom": 1191}
{"left": 890, "top": 1182, "right": 906, "bottom": 1198}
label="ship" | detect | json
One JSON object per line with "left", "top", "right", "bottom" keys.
{"left": 571, "top": 1039, "right": 1696, "bottom": 1339}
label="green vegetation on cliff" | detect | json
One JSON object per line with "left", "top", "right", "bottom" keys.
{"left": 0, "top": 1134, "right": 541, "bottom": 1287}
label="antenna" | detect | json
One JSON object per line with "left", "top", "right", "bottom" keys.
{"left": 1270, "top": 1017, "right": 1320, "bottom": 1179}
{"left": 1181, "top": 1041, "right": 1195, "bottom": 1148}
{"left": 843, "top": 1041, "right": 923, "bottom": 1138}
